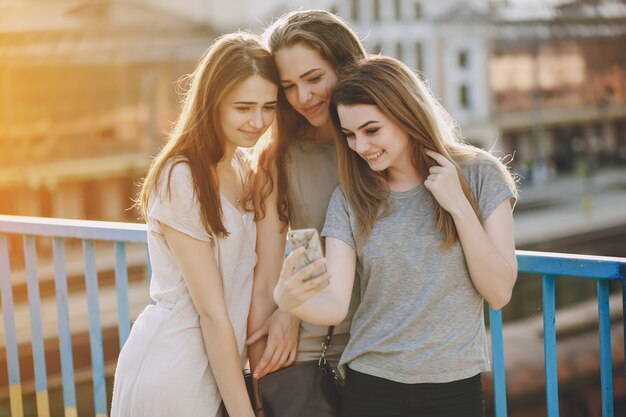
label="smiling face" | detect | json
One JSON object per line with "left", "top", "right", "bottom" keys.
{"left": 219, "top": 74, "right": 278, "bottom": 153}
{"left": 273, "top": 43, "right": 338, "bottom": 127}
{"left": 338, "top": 103, "right": 414, "bottom": 173}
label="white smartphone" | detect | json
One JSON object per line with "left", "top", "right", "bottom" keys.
{"left": 287, "top": 228, "right": 326, "bottom": 281}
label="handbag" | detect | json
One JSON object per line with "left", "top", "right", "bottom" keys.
{"left": 258, "top": 327, "right": 342, "bottom": 417}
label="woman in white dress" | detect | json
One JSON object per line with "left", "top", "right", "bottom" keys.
{"left": 111, "top": 33, "right": 279, "bottom": 417}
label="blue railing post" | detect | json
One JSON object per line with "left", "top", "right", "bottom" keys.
{"left": 489, "top": 307, "right": 508, "bottom": 417}
{"left": 0, "top": 235, "right": 24, "bottom": 417}
{"left": 83, "top": 239, "right": 108, "bottom": 417}
{"left": 52, "top": 237, "right": 78, "bottom": 417}
{"left": 597, "top": 280, "right": 614, "bottom": 417}
{"left": 623, "top": 278, "right": 626, "bottom": 394}
{"left": 23, "top": 236, "right": 50, "bottom": 417}
{"left": 542, "top": 274, "right": 560, "bottom": 417}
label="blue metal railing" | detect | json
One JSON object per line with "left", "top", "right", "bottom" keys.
{"left": 0, "top": 215, "right": 148, "bottom": 417}
{"left": 0, "top": 214, "right": 625, "bottom": 417}
{"left": 488, "top": 251, "right": 626, "bottom": 417}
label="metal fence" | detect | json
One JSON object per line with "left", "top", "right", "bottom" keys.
{"left": 1, "top": 214, "right": 625, "bottom": 417}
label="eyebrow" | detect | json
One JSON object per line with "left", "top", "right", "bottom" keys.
{"left": 280, "top": 68, "right": 322, "bottom": 84}
{"left": 341, "top": 120, "right": 378, "bottom": 132}
{"left": 357, "top": 120, "right": 379, "bottom": 130}
{"left": 233, "top": 101, "right": 278, "bottom": 105}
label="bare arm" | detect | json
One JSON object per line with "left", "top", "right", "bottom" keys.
{"left": 451, "top": 200, "right": 517, "bottom": 309}
{"left": 424, "top": 150, "right": 517, "bottom": 309}
{"left": 162, "top": 224, "right": 255, "bottom": 417}
{"left": 274, "top": 237, "right": 357, "bottom": 326}
{"left": 247, "top": 177, "right": 300, "bottom": 380}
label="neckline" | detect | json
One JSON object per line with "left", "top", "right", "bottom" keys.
{"left": 220, "top": 150, "right": 253, "bottom": 217}
{"left": 221, "top": 195, "right": 254, "bottom": 218}
{"left": 389, "top": 183, "right": 427, "bottom": 199}
{"left": 294, "top": 139, "right": 335, "bottom": 152}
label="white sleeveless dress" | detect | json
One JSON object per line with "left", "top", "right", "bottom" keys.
{"left": 111, "top": 157, "right": 256, "bottom": 417}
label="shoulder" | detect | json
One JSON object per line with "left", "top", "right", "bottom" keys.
{"left": 459, "top": 152, "right": 509, "bottom": 181}
{"left": 458, "top": 150, "right": 499, "bottom": 169}
{"left": 458, "top": 152, "right": 518, "bottom": 209}
{"left": 330, "top": 185, "right": 347, "bottom": 202}
{"left": 154, "top": 157, "right": 194, "bottom": 199}
{"left": 327, "top": 185, "right": 353, "bottom": 216}
{"left": 160, "top": 157, "right": 192, "bottom": 183}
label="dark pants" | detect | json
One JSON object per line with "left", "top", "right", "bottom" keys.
{"left": 341, "top": 367, "right": 485, "bottom": 417}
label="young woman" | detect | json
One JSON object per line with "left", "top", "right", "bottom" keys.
{"left": 110, "top": 33, "right": 278, "bottom": 417}
{"left": 246, "top": 10, "right": 367, "bottom": 385}
{"left": 274, "top": 56, "right": 518, "bottom": 417}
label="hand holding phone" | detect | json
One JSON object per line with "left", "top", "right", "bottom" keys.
{"left": 287, "top": 228, "right": 326, "bottom": 281}
{"left": 275, "top": 228, "right": 331, "bottom": 312}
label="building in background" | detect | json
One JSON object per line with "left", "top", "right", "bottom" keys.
{"left": 0, "top": 1, "right": 216, "bottom": 221}
{"left": 5, "top": 0, "right": 624, "bottom": 222}
{"left": 489, "top": 1, "right": 626, "bottom": 184}
{"left": 310, "top": 0, "right": 626, "bottom": 184}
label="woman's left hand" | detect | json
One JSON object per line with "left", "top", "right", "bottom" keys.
{"left": 246, "top": 309, "right": 299, "bottom": 378}
{"left": 423, "top": 150, "right": 467, "bottom": 214}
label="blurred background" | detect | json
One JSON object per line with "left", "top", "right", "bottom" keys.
{"left": 0, "top": 0, "right": 625, "bottom": 416}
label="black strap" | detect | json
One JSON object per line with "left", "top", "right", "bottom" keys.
{"left": 319, "top": 326, "right": 335, "bottom": 365}
{"left": 325, "top": 326, "right": 335, "bottom": 346}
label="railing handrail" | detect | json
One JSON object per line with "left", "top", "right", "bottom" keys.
{"left": 517, "top": 249, "right": 626, "bottom": 280}
{"left": 2, "top": 216, "right": 626, "bottom": 271}
{"left": 0, "top": 214, "right": 147, "bottom": 243}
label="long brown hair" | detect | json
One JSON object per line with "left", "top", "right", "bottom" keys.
{"left": 137, "top": 33, "right": 279, "bottom": 237}
{"left": 255, "top": 10, "right": 367, "bottom": 227}
{"left": 330, "top": 56, "right": 517, "bottom": 248}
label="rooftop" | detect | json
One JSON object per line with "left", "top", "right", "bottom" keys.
{"left": 0, "top": 1, "right": 216, "bottom": 64}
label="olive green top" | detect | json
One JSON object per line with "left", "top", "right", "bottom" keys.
{"left": 285, "top": 140, "right": 359, "bottom": 366}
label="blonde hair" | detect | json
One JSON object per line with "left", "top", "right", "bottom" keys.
{"left": 331, "top": 56, "right": 517, "bottom": 248}
{"left": 255, "top": 10, "right": 367, "bottom": 228}
{"left": 137, "top": 33, "right": 278, "bottom": 237}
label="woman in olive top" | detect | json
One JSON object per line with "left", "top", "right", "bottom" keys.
{"left": 246, "top": 10, "right": 366, "bottom": 408}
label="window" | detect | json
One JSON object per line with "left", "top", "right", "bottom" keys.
{"left": 459, "top": 85, "right": 470, "bottom": 109}
{"left": 394, "top": 0, "right": 402, "bottom": 20}
{"left": 373, "top": 0, "right": 380, "bottom": 21}
{"left": 351, "top": 0, "right": 359, "bottom": 21}
{"left": 414, "top": 1, "right": 422, "bottom": 19}
{"left": 458, "top": 50, "right": 468, "bottom": 68}
{"left": 415, "top": 42, "right": 423, "bottom": 71}
{"left": 396, "top": 42, "right": 404, "bottom": 62}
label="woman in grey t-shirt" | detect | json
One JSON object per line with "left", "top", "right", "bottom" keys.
{"left": 274, "top": 56, "right": 518, "bottom": 417}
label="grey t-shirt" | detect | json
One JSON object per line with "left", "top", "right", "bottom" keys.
{"left": 321, "top": 161, "right": 516, "bottom": 384}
